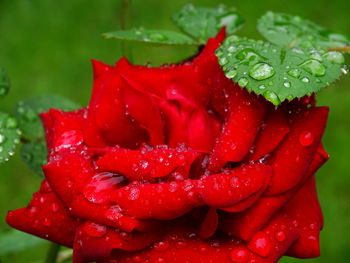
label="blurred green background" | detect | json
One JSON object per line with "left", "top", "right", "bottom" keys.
{"left": 0, "top": 0, "right": 349, "bottom": 262}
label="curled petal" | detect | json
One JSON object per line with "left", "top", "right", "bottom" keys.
{"left": 208, "top": 88, "right": 267, "bottom": 171}
{"left": 73, "top": 221, "right": 164, "bottom": 263}
{"left": 266, "top": 106, "right": 329, "bottom": 196}
{"left": 96, "top": 147, "right": 201, "bottom": 181}
{"left": 6, "top": 180, "right": 77, "bottom": 247}
{"left": 199, "top": 163, "right": 272, "bottom": 208}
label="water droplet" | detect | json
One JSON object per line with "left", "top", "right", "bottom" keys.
{"left": 322, "top": 51, "right": 345, "bottom": 64}
{"left": 84, "top": 172, "right": 127, "bottom": 204}
{"left": 249, "top": 63, "right": 275, "bottom": 80}
{"left": 230, "top": 176, "right": 240, "bottom": 188}
{"left": 309, "top": 223, "right": 316, "bottom": 230}
{"left": 43, "top": 217, "right": 51, "bottom": 226}
{"left": 236, "top": 48, "right": 263, "bottom": 65}
{"left": 0, "top": 134, "right": 5, "bottom": 144}
{"left": 54, "top": 130, "right": 84, "bottom": 151}
{"left": 154, "top": 241, "right": 170, "bottom": 251}
{"left": 301, "top": 59, "right": 326, "bottom": 77}
{"left": 129, "top": 187, "right": 141, "bottom": 200}
{"left": 83, "top": 222, "right": 107, "bottom": 237}
{"left": 301, "top": 77, "right": 310, "bottom": 83}
{"left": 275, "top": 231, "right": 286, "bottom": 242}
{"left": 219, "top": 57, "right": 228, "bottom": 65}
{"left": 105, "top": 206, "right": 122, "bottom": 221}
{"left": 299, "top": 130, "right": 314, "bottom": 147}
{"left": 264, "top": 91, "right": 280, "bottom": 106}
{"left": 133, "top": 256, "right": 143, "bottom": 262}
{"left": 288, "top": 69, "right": 301, "bottom": 78}
{"left": 258, "top": 85, "right": 266, "bottom": 90}
{"left": 248, "top": 232, "right": 271, "bottom": 257}
{"left": 227, "top": 46, "right": 236, "bottom": 53}
{"left": 309, "top": 50, "right": 322, "bottom": 61}
{"left": 283, "top": 81, "right": 291, "bottom": 88}
{"left": 149, "top": 33, "right": 168, "bottom": 42}
{"left": 230, "top": 247, "right": 249, "bottom": 262}
{"left": 28, "top": 206, "right": 38, "bottom": 217}
{"left": 175, "top": 240, "right": 187, "bottom": 249}
{"left": 238, "top": 77, "right": 248, "bottom": 87}
{"left": 50, "top": 202, "right": 59, "bottom": 213}
{"left": 6, "top": 117, "right": 18, "bottom": 129}
{"left": 341, "top": 65, "right": 349, "bottom": 75}
{"left": 225, "top": 69, "right": 238, "bottom": 79}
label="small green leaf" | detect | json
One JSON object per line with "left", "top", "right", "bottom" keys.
{"left": 21, "top": 141, "right": 47, "bottom": 176}
{"left": 103, "top": 28, "right": 198, "bottom": 45}
{"left": 0, "top": 112, "right": 20, "bottom": 164}
{"left": 216, "top": 36, "right": 346, "bottom": 105}
{"left": 0, "top": 68, "right": 10, "bottom": 98}
{"left": 172, "top": 4, "right": 244, "bottom": 44}
{"left": 257, "top": 11, "right": 350, "bottom": 50}
{"left": 13, "top": 95, "right": 80, "bottom": 141}
{"left": 0, "top": 230, "right": 46, "bottom": 255}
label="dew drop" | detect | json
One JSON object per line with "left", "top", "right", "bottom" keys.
{"left": 6, "top": 117, "right": 18, "bottom": 129}
{"left": 301, "top": 59, "right": 326, "bottom": 77}
{"left": 128, "top": 187, "right": 141, "bottom": 200}
{"left": 238, "top": 77, "right": 248, "bottom": 87}
{"left": 154, "top": 241, "right": 170, "bottom": 251}
{"left": 309, "top": 223, "right": 316, "bottom": 230}
{"left": 299, "top": 130, "right": 314, "bottom": 147}
{"left": 322, "top": 51, "right": 345, "bottom": 64}
{"left": 258, "top": 85, "right": 266, "bottom": 90}
{"left": 249, "top": 63, "right": 275, "bottom": 80}
{"left": 0, "top": 134, "right": 5, "bottom": 144}
{"left": 225, "top": 69, "right": 238, "bottom": 79}
{"left": 175, "top": 240, "right": 187, "bottom": 249}
{"left": 84, "top": 172, "right": 126, "bottom": 204}
{"left": 275, "top": 231, "right": 286, "bottom": 242}
{"left": 288, "top": 68, "right": 301, "bottom": 78}
{"left": 301, "top": 77, "right": 310, "bottom": 83}
{"left": 283, "top": 81, "right": 291, "bottom": 88}
{"left": 236, "top": 48, "right": 263, "bottom": 65}
{"left": 309, "top": 51, "right": 323, "bottom": 61}
{"left": 105, "top": 206, "right": 122, "bottom": 221}
{"left": 230, "top": 176, "right": 240, "bottom": 188}
{"left": 50, "top": 202, "right": 59, "bottom": 213}
{"left": 264, "top": 91, "right": 280, "bottom": 106}
{"left": 341, "top": 65, "right": 349, "bottom": 75}
{"left": 54, "top": 130, "right": 84, "bottom": 151}
{"left": 219, "top": 57, "right": 228, "bottom": 66}
{"left": 230, "top": 247, "right": 249, "bottom": 262}
{"left": 83, "top": 222, "right": 107, "bottom": 237}
{"left": 248, "top": 232, "right": 271, "bottom": 257}
{"left": 149, "top": 33, "right": 168, "bottom": 42}
{"left": 43, "top": 217, "right": 51, "bottom": 226}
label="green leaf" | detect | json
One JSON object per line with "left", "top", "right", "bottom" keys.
{"left": 0, "top": 68, "right": 10, "bottom": 98}
{"left": 0, "top": 112, "right": 21, "bottom": 164}
{"left": 257, "top": 11, "right": 350, "bottom": 50}
{"left": 172, "top": 4, "right": 244, "bottom": 44}
{"left": 0, "top": 230, "right": 46, "bottom": 255}
{"left": 216, "top": 36, "right": 347, "bottom": 105}
{"left": 21, "top": 141, "right": 47, "bottom": 176}
{"left": 13, "top": 95, "right": 80, "bottom": 141}
{"left": 103, "top": 28, "right": 198, "bottom": 45}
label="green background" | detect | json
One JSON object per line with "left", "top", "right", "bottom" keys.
{"left": 0, "top": 0, "right": 349, "bottom": 262}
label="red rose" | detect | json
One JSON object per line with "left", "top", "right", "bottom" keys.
{"left": 7, "top": 29, "right": 329, "bottom": 263}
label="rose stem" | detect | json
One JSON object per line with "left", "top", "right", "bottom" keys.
{"left": 327, "top": 46, "right": 350, "bottom": 52}
{"left": 120, "top": 0, "right": 133, "bottom": 60}
{"left": 44, "top": 242, "right": 60, "bottom": 263}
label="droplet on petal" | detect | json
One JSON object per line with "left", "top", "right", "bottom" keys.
{"left": 230, "top": 247, "right": 249, "bottom": 262}
{"left": 83, "top": 222, "right": 107, "bottom": 237}
{"left": 299, "top": 130, "right": 314, "bottom": 147}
